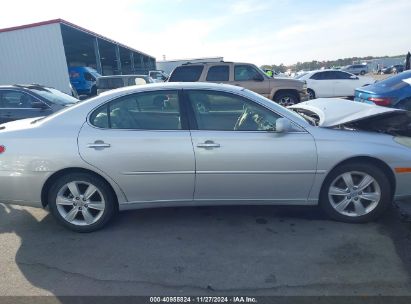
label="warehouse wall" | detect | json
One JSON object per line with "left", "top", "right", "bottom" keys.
{"left": 0, "top": 24, "right": 71, "bottom": 94}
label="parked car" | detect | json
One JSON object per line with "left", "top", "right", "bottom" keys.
{"left": 342, "top": 64, "right": 368, "bottom": 75}
{"left": 1, "top": 83, "right": 411, "bottom": 232}
{"left": 96, "top": 75, "right": 154, "bottom": 94}
{"left": 354, "top": 70, "right": 411, "bottom": 109}
{"left": 149, "top": 70, "right": 169, "bottom": 82}
{"left": 168, "top": 61, "right": 309, "bottom": 106}
{"left": 68, "top": 67, "right": 102, "bottom": 96}
{"left": 297, "top": 70, "right": 375, "bottom": 99}
{"left": 0, "top": 84, "right": 79, "bottom": 124}
{"left": 381, "top": 65, "right": 404, "bottom": 74}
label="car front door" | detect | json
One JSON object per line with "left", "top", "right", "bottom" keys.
{"left": 0, "top": 90, "right": 52, "bottom": 124}
{"left": 309, "top": 72, "right": 335, "bottom": 97}
{"left": 185, "top": 90, "right": 317, "bottom": 203}
{"left": 233, "top": 64, "right": 270, "bottom": 98}
{"left": 78, "top": 90, "right": 195, "bottom": 204}
{"left": 333, "top": 71, "right": 357, "bottom": 97}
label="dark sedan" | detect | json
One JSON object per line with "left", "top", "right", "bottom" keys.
{"left": 0, "top": 84, "right": 79, "bottom": 124}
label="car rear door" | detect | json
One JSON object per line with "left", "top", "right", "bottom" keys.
{"left": 184, "top": 89, "right": 317, "bottom": 203}
{"left": 78, "top": 90, "right": 196, "bottom": 204}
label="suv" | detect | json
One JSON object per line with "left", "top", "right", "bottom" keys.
{"left": 0, "top": 84, "right": 79, "bottom": 124}
{"left": 168, "top": 62, "right": 309, "bottom": 105}
{"left": 341, "top": 64, "right": 368, "bottom": 75}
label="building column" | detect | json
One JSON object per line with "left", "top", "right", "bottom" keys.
{"left": 93, "top": 38, "right": 103, "bottom": 75}
{"left": 130, "top": 52, "right": 135, "bottom": 74}
{"left": 115, "top": 44, "right": 122, "bottom": 75}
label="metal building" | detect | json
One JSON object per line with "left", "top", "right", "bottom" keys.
{"left": 0, "top": 19, "right": 156, "bottom": 94}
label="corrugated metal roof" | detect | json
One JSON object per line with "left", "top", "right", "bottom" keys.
{"left": 0, "top": 19, "right": 155, "bottom": 59}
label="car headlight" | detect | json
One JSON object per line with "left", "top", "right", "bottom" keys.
{"left": 394, "top": 136, "right": 411, "bottom": 148}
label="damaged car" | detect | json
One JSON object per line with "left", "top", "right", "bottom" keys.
{"left": 0, "top": 83, "right": 411, "bottom": 232}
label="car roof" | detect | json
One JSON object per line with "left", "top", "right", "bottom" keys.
{"left": 0, "top": 84, "right": 51, "bottom": 90}
{"left": 97, "top": 75, "right": 148, "bottom": 79}
{"left": 97, "top": 82, "right": 245, "bottom": 97}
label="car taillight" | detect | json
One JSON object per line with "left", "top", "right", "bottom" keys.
{"left": 0, "top": 146, "right": 5, "bottom": 154}
{"left": 367, "top": 97, "right": 392, "bottom": 106}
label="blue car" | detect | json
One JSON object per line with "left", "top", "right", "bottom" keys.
{"left": 354, "top": 71, "right": 411, "bottom": 110}
{"left": 68, "top": 67, "right": 102, "bottom": 96}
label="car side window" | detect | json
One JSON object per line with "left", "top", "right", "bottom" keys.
{"left": 169, "top": 66, "right": 204, "bottom": 82}
{"left": 334, "top": 71, "right": 352, "bottom": 79}
{"left": 0, "top": 91, "right": 37, "bottom": 108}
{"left": 84, "top": 72, "right": 96, "bottom": 82}
{"left": 206, "top": 66, "right": 229, "bottom": 81}
{"left": 310, "top": 72, "right": 323, "bottom": 80}
{"left": 186, "top": 90, "right": 281, "bottom": 131}
{"left": 90, "top": 91, "right": 182, "bottom": 130}
{"left": 234, "top": 65, "right": 261, "bottom": 81}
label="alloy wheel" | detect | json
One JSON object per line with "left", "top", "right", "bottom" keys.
{"left": 55, "top": 181, "right": 106, "bottom": 226}
{"left": 328, "top": 171, "right": 381, "bottom": 217}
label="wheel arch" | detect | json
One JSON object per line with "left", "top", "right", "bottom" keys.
{"left": 272, "top": 89, "right": 300, "bottom": 102}
{"left": 319, "top": 156, "right": 396, "bottom": 199}
{"left": 41, "top": 167, "right": 120, "bottom": 209}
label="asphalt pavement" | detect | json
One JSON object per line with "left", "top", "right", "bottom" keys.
{"left": 1, "top": 203, "right": 411, "bottom": 297}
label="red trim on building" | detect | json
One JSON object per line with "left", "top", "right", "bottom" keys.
{"left": 0, "top": 19, "right": 154, "bottom": 59}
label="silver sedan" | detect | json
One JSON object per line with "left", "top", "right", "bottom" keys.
{"left": 1, "top": 83, "right": 411, "bottom": 232}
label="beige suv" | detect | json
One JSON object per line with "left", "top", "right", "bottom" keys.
{"left": 168, "top": 61, "right": 309, "bottom": 105}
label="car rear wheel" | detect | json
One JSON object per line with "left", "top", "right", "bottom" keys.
{"left": 320, "top": 163, "right": 391, "bottom": 223}
{"left": 274, "top": 91, "right": 299, "bottom": 106}
{"left": 48, "top": 173, "right": 117, "bottom": 232}
{"left": 360, "top": 70, "right": 366, "bottom": 75}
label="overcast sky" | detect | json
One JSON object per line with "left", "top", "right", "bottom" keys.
{"left": 0, "top": 0, "right": 410, "bottom": 65}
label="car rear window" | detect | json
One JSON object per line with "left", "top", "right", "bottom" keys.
{"left": 375, "top": 71, "right": 411, "bottom": 89}
{"left": 169, "top": 66, "right": 204, "bottom": 82}
{"left": 97, "top": 78, "right": 124, "bottom": 89}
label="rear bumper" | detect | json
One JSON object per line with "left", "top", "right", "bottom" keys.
{"left": 0, "top": 170, "right": 50, "bottom": 208}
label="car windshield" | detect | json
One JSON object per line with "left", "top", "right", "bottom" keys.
{"left": 374, "top": 71, "right": 411, "bottom": 89}
{"left": 28, "top": 87, "right": 79, "bottom": 105}
{"left": 295, "top": 73, "right": 308, "bottom": 79}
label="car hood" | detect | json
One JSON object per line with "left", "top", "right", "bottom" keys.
{"left": 288, "top": 98, "right": 405, "bottom": 127}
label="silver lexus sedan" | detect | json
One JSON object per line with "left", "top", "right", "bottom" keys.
{"left": 1, "top": 83, "right": 411, "bottom": 232}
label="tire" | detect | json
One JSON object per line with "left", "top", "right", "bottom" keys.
{"left": 274, "top": 91, "right": 299, "bottom": 106}
{"left": 48, "top": 173, "right": 117, "bottom": 232}
{"left": 319, "top": 162, "right": 391, "bottom": 223}
{"left": 360, "top": 70, "right": 366, "bottom": 75}
{"left": 307, "top": 89, "right": 316, "bottom": 100}
{"left": 90, "top": 86, "right": 97, "bottom": 96}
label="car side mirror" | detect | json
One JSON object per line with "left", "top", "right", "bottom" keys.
{"left": 32, "top": 101, "right": 48, "bottom": 110}
{"left": 253, "top": 74, "right": 264, "bottom": 81}
{"left": 275, "top": 118, "right": 292, "bottom": 133}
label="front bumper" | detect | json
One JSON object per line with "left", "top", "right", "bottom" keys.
{"left": 299, "top": 91, "right": 310, "bottom": 102}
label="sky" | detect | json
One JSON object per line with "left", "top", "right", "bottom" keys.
{"left": 0, "top": 0, "right": 410, "bottom": 66}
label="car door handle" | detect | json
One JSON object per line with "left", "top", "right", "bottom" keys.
{"left": 87, "top": 142, "right": 111, "bottom": 149}
{"left": 197, "top": 141, "right": 220, "bottom": 149}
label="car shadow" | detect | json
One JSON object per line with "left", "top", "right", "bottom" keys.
{"left": 0, "top": 203, "right": 406, "bottom": 297}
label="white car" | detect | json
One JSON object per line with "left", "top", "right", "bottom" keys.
{"left": 297, "top": 70, "right": 375, "bottom": 99}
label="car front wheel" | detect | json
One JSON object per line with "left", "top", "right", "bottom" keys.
{"left": 48, "top": 173, "right": 117, "bottom": 232}
{"left": 320, "top": 163, "right": 391, "bottom": 223}
{"left": 274, "top": 92, "right": 299, "bottom": 106}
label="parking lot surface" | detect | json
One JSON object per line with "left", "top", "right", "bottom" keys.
{"left": 1, "top": 203, "right": 411, "bottom": 296}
